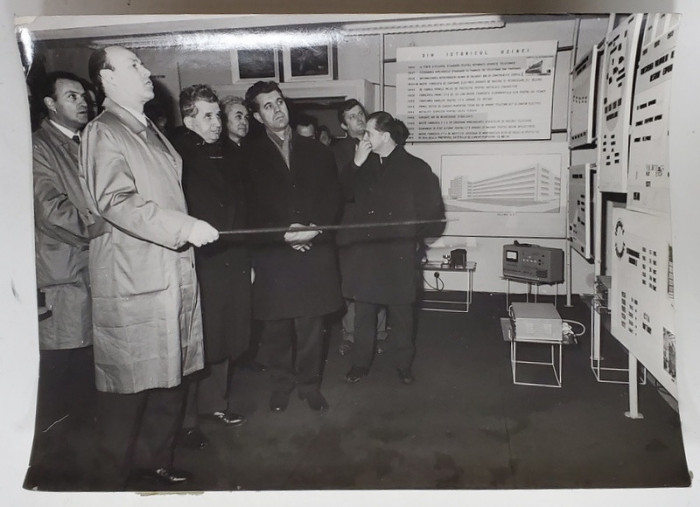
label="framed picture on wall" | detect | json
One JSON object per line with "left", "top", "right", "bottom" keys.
{"left": 231, "top": 48, "right": 279, "bottom": 83}
{"left": 282, "top": 44, "right": 334, "bottom": 82}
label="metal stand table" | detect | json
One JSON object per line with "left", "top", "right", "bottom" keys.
{"left": 420, "top": 261, "right": 476, "bottom": 313}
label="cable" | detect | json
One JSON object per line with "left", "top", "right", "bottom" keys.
{"left": 562, "top": 319, "right": 586, "bottom": 345}
{"left": 423, "top": 273, "right": 445, "bottom": 291}
{"left": 563, "top": 319, "right": 587, "bottom": 337}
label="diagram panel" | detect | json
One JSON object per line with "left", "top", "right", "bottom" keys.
{"left": 568, "top": 164, "right": 596, "bottom": 260}
{"left": 610, "top": 208, "right": 676, "bottom": 397}
{"left": 597, "top": 14, "right": 644, "bottom": 192}
{"left": 569, "top": 45, "right": 600, "bottom": 148}
{"left": 627, "top": 14, "right": 679, "bottom": 215}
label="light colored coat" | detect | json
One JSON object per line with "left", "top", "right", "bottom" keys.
{"left": 79, "top": 98, "right": 204, "bottom": 394}
{"left": 33, "top": 119, "right": 98, "bottom": 350}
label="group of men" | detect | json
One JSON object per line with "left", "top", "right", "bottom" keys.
{"left": 31, "top": 45, "right": 444, "bottom": 490}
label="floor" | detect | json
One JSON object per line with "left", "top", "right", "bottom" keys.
{"left": 23, "top": 293, "right": 690, "bottom": 492}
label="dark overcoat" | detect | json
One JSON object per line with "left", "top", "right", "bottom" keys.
{"left": 244, "top": 131, "right": 343, "bottom": 320}
{"left": 337, "top": 145, "right": 445, "bottom": 305}
{"left": 173, "top": 130, "right": 251, "bottom": 363}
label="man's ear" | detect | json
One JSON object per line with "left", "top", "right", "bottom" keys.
{"left": 183, "top": 116, "right": 194, "bottom": 130}
{"left": 253, "top": 111, "right": 262, "bottom": 124}
{"left": 98, "top": 68, "right": 112, "bottom": 89}
{"left": 43, "top": 96, "right": 56, "bottom": 113}
{"left": 340, "top": 122, "right": 348, "bottom": 133}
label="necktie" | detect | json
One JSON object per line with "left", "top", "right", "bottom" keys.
{"left": 71, "top": 135, "right": 80, "bottom": 145}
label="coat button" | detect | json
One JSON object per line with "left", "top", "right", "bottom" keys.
{"left": 368, "top": 210, "right": 375, "bottom": 215}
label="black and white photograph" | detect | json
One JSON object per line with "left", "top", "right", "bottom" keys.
{"left": 2, "top": 2, "right": 700, "bottom": 507}
{"left": 232, "top": 48, "right": 279, "bottom": 82}
{"left": 283, "top": 44, "right": 334, "bottom": 81}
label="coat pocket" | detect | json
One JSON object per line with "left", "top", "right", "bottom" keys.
{"left": 111, "top": 240, "right": 169, "bottom": 297}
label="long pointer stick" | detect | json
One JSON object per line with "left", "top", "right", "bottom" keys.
{"left": 217, "top": 218, "right": 449, "bottom": 236}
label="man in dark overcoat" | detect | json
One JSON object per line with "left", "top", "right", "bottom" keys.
{"left": 243, "top": 81, "right": 343, "bottom": 412}
{"left": 172, "top": 84, "right": 250, "bottom": 449}
{"left": 332, "top": 98, "right": 388, "bottom": 357}
{"left": 338, "top": 111, "right": 445, "bottom": 385}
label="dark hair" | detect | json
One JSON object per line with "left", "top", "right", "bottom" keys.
{"left": 317, "top": 125, "right": 331, "bottom": 137}
{"left": 179, "top": 84, "right": 219, "bottom": 120}
{"left": 292, "top": 113, "right": 318, "bottom": 129}
{"left": 337, "top": 98, "right": 366, "bottom": 126}
{"left": 41, "top": 71, "right": 84, "bottom": 101}
{"left": 367, "top": 111, "right": 410, "bottom": 145}
{"left": 87, "top": 48, "right": 113, "bottom": 94}
{"left": 244, "top": 81, "right": 284, "bottom": 114}
{"left": 39, "top": 71, "right": 86, "bottom": 116}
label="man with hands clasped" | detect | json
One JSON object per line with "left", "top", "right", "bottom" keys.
{"left": 243, "top": 81, "right": 343, "bottom": 413}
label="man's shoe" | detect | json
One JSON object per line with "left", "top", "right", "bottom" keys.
{"left": 269, "top": 390, "right": 291, "bottom": 412}
{"left": 398, "top": 368, "right": 415, "bottom": 385}
{"left": 338, "top": 339, "right": 353, "bottom": 356}
{"left": 136, "top": 467, "right": 191, "bottom": 485}
{"left": 345, "top": 365, "right": 369, "bottom": 383}
{"left": 299, "top": 390, "right": 329, "bottom": 412}
{"left": 206, "top": 411, "right": 246, "bottom": 427}
{"left": 177, "top": 427, "right": 209, "bottom": 450}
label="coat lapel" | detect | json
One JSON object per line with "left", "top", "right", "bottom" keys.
{"left": 103, "top": 98, "right": 181, "bottom": 179}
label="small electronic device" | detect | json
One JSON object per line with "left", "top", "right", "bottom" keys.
{"left": 510, "top": 302, "right": 563, "bottom": 342}
{"left": 449, "top": 249, "right": 467, "bottom": 269}
{"left": 502, "top": 242, "right": 564, "bottom": 283}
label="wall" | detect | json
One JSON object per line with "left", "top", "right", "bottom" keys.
{"left": 353, "top": 14, "right": 610, "bottom": 295}
{"left": 38, "top": 14, "right": 612, "bottom": 295}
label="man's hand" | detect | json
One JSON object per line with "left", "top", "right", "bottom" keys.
{"left": 284, "top": 223, "right": 321, "bottom": 252}
{"left": 353, "top": 137, "right": 372, "bottom": 167}
{"left": 188, "top": 220, "right": 219, "bottom": 247}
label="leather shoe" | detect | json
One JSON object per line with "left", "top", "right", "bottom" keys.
{"left": 398, "top": 368, "right": 415, "bottom": 385}
{"left": 269, "top": 390, "right": 291, "bottom": 412}
{"left": 206, "top": 411, "right": 246, "bottom": 427}
{"left": 345, "top": 365, "right": 369, "bottom": 383}
{"left": 299, "top": 390, "right": 329, "bottom": 412}
{"left": 136, "top": 467, "right": 191, "bottom": 485}
{"left": 177, "top": 426, "right": 209, "bottom": 450}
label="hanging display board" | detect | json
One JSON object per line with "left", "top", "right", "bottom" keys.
{"left": 396, "top": 40, "right": 558, "bottom": 142}
{"left": 569, "top": 45, "right": 601, "bottom": 148}
{"left": 568, "top": 164, "right": 596, "bottom": 260}
{"left": 610, "top": 208, "right": 676, "bottom": 398}
{"left": 627, "top": 14, "right": 680, "bottom": 216}
{"left": 597, "top": 14, "right": 643, "bottom": 192}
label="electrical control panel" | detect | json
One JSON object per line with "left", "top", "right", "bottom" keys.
{"left": 627, "top": 14, "right": 679, "bottom": 215}
{"left": 502, "top": 243, "right": 564, "bottom": 283}
{"left": 597, "top": 14, "right": 644, "bottom": 192}
{"left": 569, "top": 45, "right": 601, "bottom": 148}
{"left": 568, "top": 164, "right": 596, "bottom": 261}
{"left": 610, "top": 207, "right": 676, "bottom": 397}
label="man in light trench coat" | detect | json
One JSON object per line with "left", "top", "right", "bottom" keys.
{"left": 80, "top": 46, "right": 219, "bottom": 490}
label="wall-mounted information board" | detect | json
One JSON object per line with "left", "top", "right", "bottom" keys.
{"left": 396, "top": 41, "right": 557, "bottom": 142}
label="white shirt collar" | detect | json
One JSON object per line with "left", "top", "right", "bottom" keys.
{"left": 121, "top": 105, "right": 148, "bottom": 126}
{"left": 49, "top": 119, "right": 79, "bottom": 139}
